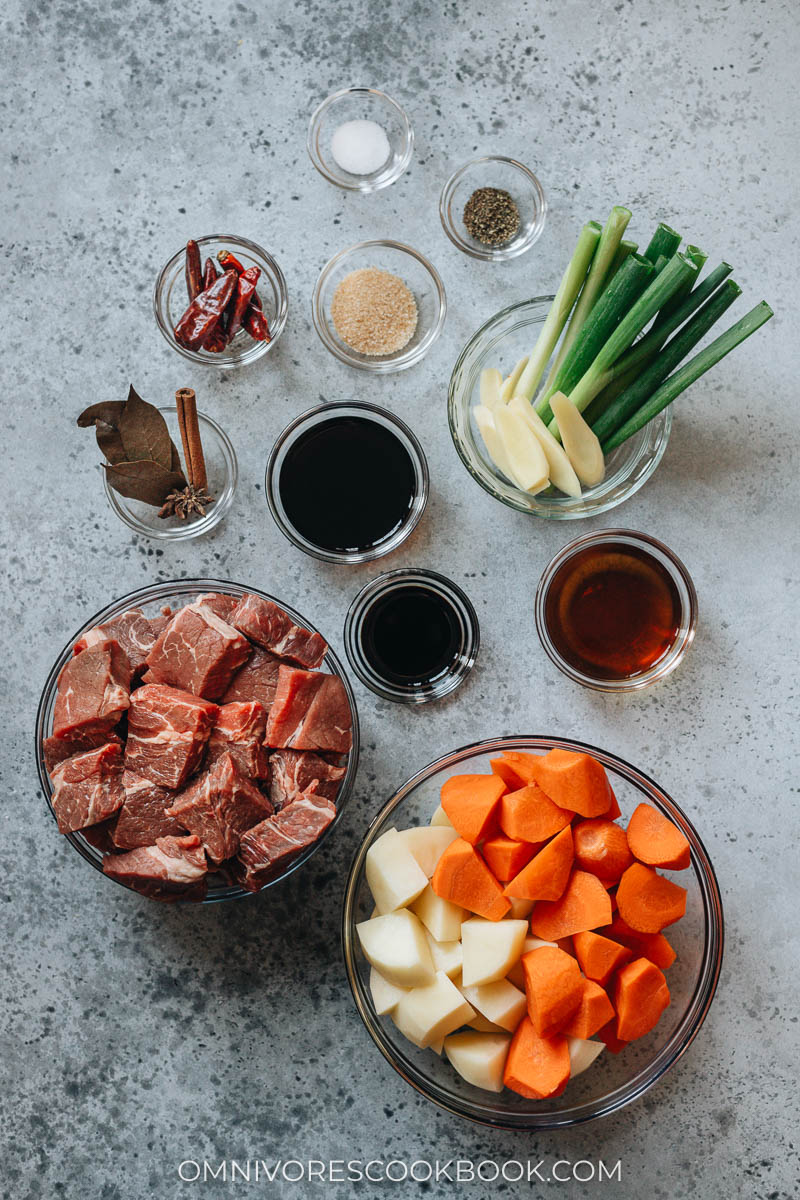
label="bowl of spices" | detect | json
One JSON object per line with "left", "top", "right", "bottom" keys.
{"left": 535, "top": 529, "right": 698, "bottom": 691}
{"left": 307, "top": 86, "right": 414, "bottom": 192}
{"left": 440, "top": 156, "right": 547, "bottom": 261}
{"left": 312, "top": 240, "right": 446, "bottom": 372}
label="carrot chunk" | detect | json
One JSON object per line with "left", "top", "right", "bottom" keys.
{"left": 527, "top": 748, "right": 613, "bottom": 817}
{"left": 626, "top": 802, "right": 691, "bottom": 870}
{"left": 616, "top": 862, "right": 687, "bottom": 933}
{"left": 431, "top": 837, "right": 510, "bottom": 921}
{"left": 522, "top": 945, "right": 583, "bottom": 1035}
{"left": 503, "top": 825, "right": 574, "bottom": 901}
{"left": 529, "top": 869, "right": 613, "bottom": 940}
{"left": 440, "top": 773, "right": 506, "bottom": 845}
{"left": 499, "top": 750, "right": 542, "bottom": 784}
{"left": 596, "top": 1020, "right": 628, "bottom": 1054}
{"left": 500, "top": 784, "right": 573, "bottom": 843}
{"left": 614, "top": 957, "right": 670, "bottom": 1041}
{"left": 561, "top": 978, "right": 615, "bottom": 1040}
{"left": 606, "top": 914, "right": 677, "bottom": 969}
{"left": 482, "top": 835, "right": 536, "bottom": 882}
{"left": 490, "top": 757, "right": 526, "bottom": 790}
{"left": 503, "top": 1016, "right": 571, "bottom": 1099}
{"left": 573, "top": 817, "right": 633, "bottom": 881}
{"left": 572, "top": 930, "right": 633, "bottom": 986}
{"left": 606, "top": 786, "right": 622, "bottom": 820}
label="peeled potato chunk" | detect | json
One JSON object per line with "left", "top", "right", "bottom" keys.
{"left": 366, "top": 827, "right": 428, "bottom": 914}
{"left": 356, "top": 910, "right": 435, "bottom": 987}
{"left": 425, "top": 931, "right": 463, "bottom": 979}
{"left": 369, "top": 967, "right": 408, "bottom": 1016}
{"left": 398, "top": 826, "right": 459, "bottom": 878}
{"left": 444, "top": 1031, "right": 511, "bottom": 1093}
{"left": 507, "top": 896, "right": 535, "bottom": 920}
{"left": 393, "top": 971, "right": 476, "bottom": 1049}
{"left": 568, "top": 1036, "right": 605, "bottom": 1076}
{"left": 461, "top": 917, "right": 529, "bottom": 987}
{"left": 411, "top": 884, "right": 464, "bottom": 942}
{"left": 430, "top": 805, "right": 456, "bottom": 830}
{"left": 458, "top": 976, "right": 527, "bottom": 1032}
{"left": 468, "top": 1013, "right": 508, "bottom": 1034}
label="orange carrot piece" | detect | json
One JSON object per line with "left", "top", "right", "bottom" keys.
{"left": 596, "top": 1020, "right": 628, "bottom": 1054}
{"left": 573, "top": 818, "right": 633, "bottom": 881}
{"left": 500, "top": 750, "right": 542, "bottom": 784}
{"left": 527, "top": 748, "right": 614, "bottom": 817}
{"left": 555, "top": 936, "right": 574, "bottom": 955}
{"left": 503, "top": 825, "right": 574, "bottom": 901}
{"left": 606, "top": 915, "right": 677, "bottom": 969}
{"left": 482, "top": 835, "right": 536, "bottom": 882}
{"left": 529, "top": 870, "right": 613, "bottom": 940}
{"left": 562, "top": 977, "right": 615, "bottom": 1040}
{"left": 626, "top": 802, "right": 691, "bottom": 870}
{"left": 616, "top": 862, "right": 687, "bottom": 933}
{"left": 573, "top": 930, "right": 633, "bottom": 986}
{"left": 503, "top": 1016, "right": 571, "bottom": 1099}
{"left": 490, "top": 757, "right": 526, "bottom": 790}
{"left": 440, "top": 773, "right": 506, "bottom": 845}
{"left": 614, "top": 957, "right": 670, "bottom": 1041}
{"left": 431, "top": 837, "right": 510, "bottom": 921}
{"left": 606, "top": 786, "right": 622, "bottom": 821}
{"left": 500, "top": 784, "right": 574, "bottom": 843}
{"left": 522, "top": 945, "right": 583, "bottom": 1035}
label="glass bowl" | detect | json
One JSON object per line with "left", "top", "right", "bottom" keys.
{"left": 265, "top": 401, "right": 429, "bottom": 564}
{"left": 342, "top": 735, "right": 723, "bottom": 1129}
{"left": 153, "top": 234, "right": 288, "bottom": 369}
{"left": 535, "top": 529, "right": 699, "bottom": 692}
{"left": 36, "top": 579, "right": 360, "bottom": 903}
{"left": 307, "top": 86, "right": 413, "bottom": 192}
{"left": 312, "top": 240, "right": 447, "bottom": 373}
{"left": 103, "top": 406, "right": 237, "bottom": 540}
{"left": 440, "top": 156, "right": 547, "bottom": 261}
{"left": 448, "top": 297, "right": 672, "bottom": 519}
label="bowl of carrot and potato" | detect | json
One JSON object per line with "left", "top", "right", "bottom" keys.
{"left": 342, "top": 736, "right": 723, "bottom": 1129}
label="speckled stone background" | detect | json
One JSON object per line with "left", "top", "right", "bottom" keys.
{"left": 2, "top": 0, "right": 798, "bottom": 1196}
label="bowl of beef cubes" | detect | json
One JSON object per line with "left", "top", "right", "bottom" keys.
{"left": 35, "top": 580, "right": 360, "bottom": 902}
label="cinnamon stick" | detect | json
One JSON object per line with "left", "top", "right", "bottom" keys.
{"left": 175, "top": 388, "right": 208, "bottom": 492}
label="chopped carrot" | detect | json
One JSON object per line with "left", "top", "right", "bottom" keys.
{"left": 431, "top": 837, "right": 510, "bottom": 921}
{"left": 606, "top": 786, "right": 622, "bottom": 820}
{"left": 482, "top": 835, "right": 536, "bottom": 881}
{"left": 490, "top": 757, "right": 526, "bottom": 790}
{"left": 503, "top": 825, "right": 574, "bottom": 901}
{"left": 527, "top": 748, "right": 614, "bottom": 817}
{"left": 529, "top": 869, "right": 613, "bottom": 940}
{"left": 500, "top": 784, "right": 573, "bottom": 843}
{"left": 573, "top": 818, "right": 633, "bottom": 881}
{"left": 522, "top": 945, "right": 583, "bottom": 1035}
{"left": 440, "top": 773, "right": 506, "bottom": 845}
{"left": 596, "top": 1020, "right": 628, "bottom": 1054}
{"left": 614, "top": 957, "right": 670, "bottom": 1041}
{"left": 626, "top": 802, "right": 691, "bottom": 870}
{"left": 606, "top": 914, "right": 677, "bottom": 969}
{"left": 562, "top": 978, "right": 615, "bottom": 1040}
{"left": 503, "top": 1016, "right": 571, "bottom": 1099}
{"left": 616, "top": 862, "right": 687, "bottom": 933}
{"left": 555, "top": 936, "right": 574, "bottom": 955}
{"left": 573, "top": 930, "right": 633, "bottom": 986}
{"left": 499, "top": 750, "right": 542, "bottom": 784}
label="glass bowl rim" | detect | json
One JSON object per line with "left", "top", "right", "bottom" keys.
{"left": 439, "top": 154, "right": 548, "bottom": 261}
{"left": 306, "top": 85, "right": 414, "bottom": 191}
{"left": 342, "top": 733, "right": 724, "bottom": 1129}
{"left": 35, "top": 577, "right": 361, "bottom": 903}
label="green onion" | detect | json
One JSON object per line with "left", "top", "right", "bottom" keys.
{"left": 602, "top": 301, "right": 774, "bottom": 452}
{"left": 643, "top": 222, "right": 681, "bottom": 263}
{"left": 606, "top": 239, "right": 638, "bottom": 283}
{"left": 582, "top": 362, "right": 643, "bottom": 427}
{"left": 652, "top": 244, "right": 708, "bottom": 330}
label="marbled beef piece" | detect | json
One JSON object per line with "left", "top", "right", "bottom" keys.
{"left": 195, "top": 592, "right": 238, "bottom": 622}
{"left": 165, "top": 753, "right": 272, "bottom": 863}
{"left": 222, "top": 647, "right": 282, "bottom": 709}
{"left": 231, "top": 593, "right": 327, "bottom": 668}
{"left": 144, "top": 602, "right": 251, "bottom": 700}
{"left": 112, "top": 771, "right": 184, "bottom": 849}
{"left": 80, "top": 817, "right": 119, "bottom": 854}
{"left": 50, "top": 741, "right": 125, "bottom": 834}
{"left": 73, "top": 608, "right": 156, "bottom": 674}
{"left": 124, "top": 684, "right": 218, "bottom": 789}
{"left": 206, "top": 701, "right": 269, "bottom": 780}
{"left": 269, "top": 748, "right": 346, "bottom": 810}
{"left": 266, "top": 666, "right": 352, "bottom": 754}
{"left": 53, "top": 640, "right": 131, "bottom": 742}
{"left": 102, "top": 834, "right": 208, "bottom": 901}
{"left": 235, "top": 791, "right": 337, "bottom": 892}
{"left": 44, "top": 731, "right": 122, "bottom": 777}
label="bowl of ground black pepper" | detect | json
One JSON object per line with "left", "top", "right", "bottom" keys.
{"left": 439, "top": 156, "right": 547, "bottom": 261}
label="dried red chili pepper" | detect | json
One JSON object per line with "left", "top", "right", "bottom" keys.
{"left": 185, "top": 240, "right": 203, "bottom": 301}
{"left": 174, "top": 270, "right": 237, "bottom": 351}
{"left": 202, "top": 257, "right": 219, "bottom": 291}
{"left": 217, "top": 249, "right": 247, "bottom": 275}
{"left": 244, "top": 306, "right": 271, "bottom": 342}
{"left": 218, "top": 249, "right": 266, "bottom": 330}
{"left": 227, "top": 266, "right": 261, "bottom": 341}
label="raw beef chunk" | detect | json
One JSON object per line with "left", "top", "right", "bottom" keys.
{"left": 266, "top": 666, "right": 352, "bottom": 754}
{"left": 195, "top": 592, "right": 238, "bottom": 622}
{"left": 112, "top": 771, "right": 184, "bottom": 849}
{"left": 269, "top": 749, "right": 345, "bottom": 810}
{"left": 144, "top": 602, "right": 251, "bottom": 700}
{"left": 102, "top": 834, "right": 208, "bottom": 901}
{"left": 44, "top": 731, "right": 122, "bottom": 776}
{"left": 231, "top": 593, "right": 327, "bottom": 667}
{"left": 206, "top": 701, "right": 269, "bottom": 780}
{"left": 124, "top": 684, "right": 217, "bottom": 789}
{"left": 53, "top": 640, "right": 131, "bottom": 741}
{"left": 50, "top": 742, "right": 125, "bottom": 834}
{"left": 80, "top": 818, "right": 119, "bottom": 853}
{"left": 222, "top": 647, "right": 282, "bottom": 708}
{"left": 149, "top": 610, "right": 173, "bottom": 638}
{"left": 165, "top": 753, "right": 272, "bottom": 863}
{"left": 73, "top": 608, "right": 155, "bottom": 673}
{"left": 235, "top": 792, "right": 337, "bottom": 892}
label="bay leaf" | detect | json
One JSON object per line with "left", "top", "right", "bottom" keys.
{"left": 77, "top": 401, "right": 125, "bottom": 429}
{"left": 119, "top": 385, "right": 174, "bottom": 471}
{"left": 95, "top": 419, "right": 127, "bottom": 464}
{"left": 104, "top": 459, "right": 187, "bottom": 507}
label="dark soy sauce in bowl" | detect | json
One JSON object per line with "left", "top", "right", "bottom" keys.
{"left": 360, "top": 585, "right": 462, "bottom": 686}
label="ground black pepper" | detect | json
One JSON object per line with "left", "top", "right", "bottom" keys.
{"left": 463, "top": 187, "right": 520, "bottom": 246}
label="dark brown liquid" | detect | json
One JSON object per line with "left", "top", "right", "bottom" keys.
{"left": 544, "top": 542, "right": 682, "bottom": 680}
{"left": 360, "top": 585, "right": 462, "bottom": 686}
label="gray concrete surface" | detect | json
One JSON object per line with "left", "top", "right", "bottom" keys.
{"left": 2, "top": 0, "right": 799, "bottom": 1196}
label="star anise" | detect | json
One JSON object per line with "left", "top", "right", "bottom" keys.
{"left": 158, "top": 483, "right": 215, "bottom": 520}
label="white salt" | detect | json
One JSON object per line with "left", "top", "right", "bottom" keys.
{"left": 331, "top": 120, "right": 391, "bottom": 176}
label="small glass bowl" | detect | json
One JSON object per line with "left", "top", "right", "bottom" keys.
{"left": 440, "top": 156, "right": 547, "bottom": 261}
{"left": 265, "top": 401, "right": 429, "bottom": 565}
{"left": 35, "top": 579, "right": 360, "bottom": 903}
{"left": 307, "top": 86, "right": 413, "bottom": 192}
{"left": 535, "top": 529, "right": 699, "bottom": 692}
{"left": 344, "top": 569, "right": 480, "bottom": 704}
{"left": 102, "top": 406, "right": 237, "bottom": 541}
{"left": 343, "top": 735, "right": 724, "bottom": 1129}
{"left": 448, "top": 296, "right": 672, "bottom": 519}
{"left": 153, "top": 234, "right": 288, "bottom": 369}
{"left": 312, "top": 240, "right": 447, "bottom": 373}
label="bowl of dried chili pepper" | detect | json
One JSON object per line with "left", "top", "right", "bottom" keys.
{"left": 153, "top": 234, "right": 288, "bottom": 368}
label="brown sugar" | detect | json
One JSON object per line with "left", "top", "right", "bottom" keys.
{"left": 331, "top": 266, "right": 418, "bottom": 356}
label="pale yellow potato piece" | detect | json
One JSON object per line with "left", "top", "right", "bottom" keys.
{"left": 467, "top": 1013, "right": 508, "bottom": 1034}
{"left": 411, "top": 883, "right": 464, "bottom": 942}
{"left": 424, "top": 930, "right": 463, "bottom": 979}
{"left": 461, "top": 917, "right": 529, "bottom": 987}
{"left": 429, "top": 804, "right": 455, "bottom": 829}
{"left": 398, "top": 826, "right": 459, "bottom": 878}
{"left": 506, "top": 935, "right": 557, "bottom": 989}
{"left": 369, "top": 967, "right": 408, "bottom": 1016}
{"left": 365, "top": 827, "right": 428, "bottom": 914}
{"left": 393, "top": 971, "right": 476, "bottom": 1049}
{"left": 444, "top": 1031, "right": 511, "bottom": 1093}
{"left": 458, "top": 977, "right": 527, "bottom": 1032}
{"left": 568, "top": 1037, "right": 605, "bottom": 1077}
{"left": 507, "top": 896, "right": 534, "bottom": 920}
{"left": 356, "top": 910, "right": 435, "bottom": 987}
